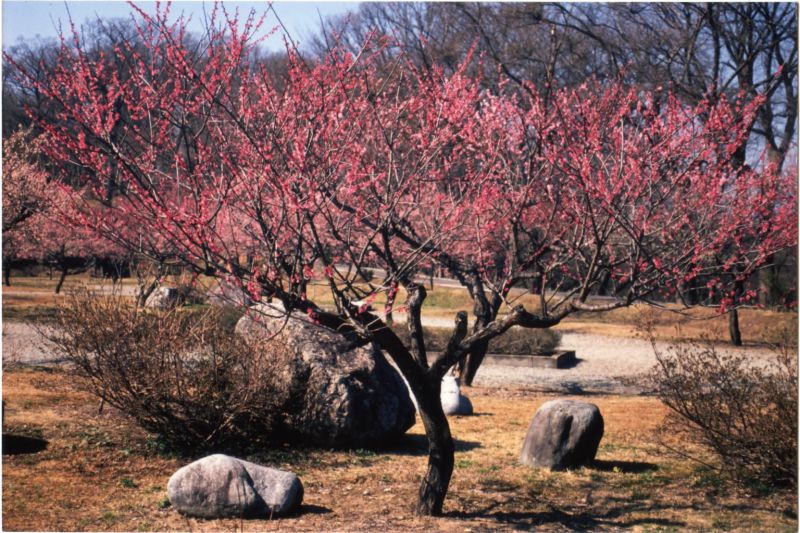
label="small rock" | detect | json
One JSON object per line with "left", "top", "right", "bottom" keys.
{"left": 440, "top": 374, "right": 473, "bottom": 416}
{"left": 520, "top": 400, "right": 604, "bottom": 470}
{"left": 167, "top": 454, "right": 303, "bottom": 518}
{"left": 144, "top": 287, "right": 182, "bottom": 310}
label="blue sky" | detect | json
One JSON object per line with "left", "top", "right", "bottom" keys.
{"left": 2, "top": 1, "right": 359, "bottom": 52}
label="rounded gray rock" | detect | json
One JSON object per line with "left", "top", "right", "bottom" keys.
{"left": 167, "top": 454, "right": 303, "bottom": 518}
{"left": 520, "top": 399, "right": 603, "bottom": 470}
{"left": 440, "top": 375, "right": 473, "bottom": 416}
{"left": 145, "top": 287, "right": 182, "bottom": 310}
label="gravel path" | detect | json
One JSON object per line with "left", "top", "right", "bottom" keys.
{"left": 2, "top": 319, "right": 779, "bottom": 394}
{"left": 398, "top": 314, "right": 780, "bottom": 394}
{"left": 481, "top": 331, "right": 780, "bottom": 394}
{"left": 474, "top": 332, "right": 664, "bottom": 394}
{"left": 471, "top": 331, "right": 654, "bottom": 394}
{"left": 2, "top": 322, "right": 63, "bottom": 366}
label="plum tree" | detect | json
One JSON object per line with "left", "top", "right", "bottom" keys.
{"left": 8, "top": 3, "right": 795, "bottom": 515}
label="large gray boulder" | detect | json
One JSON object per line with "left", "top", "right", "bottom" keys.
{"left": 167, "top": 454, "right": 303, "bottom": 518}
{"left": 235, "top": 303, "right": 416, "bottom": 448}
{"left": 520, "top": 400, "right": 604, "bottom": 470}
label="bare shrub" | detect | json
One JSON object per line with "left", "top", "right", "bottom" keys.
{"left": 391, "top": 325, "right": 561, "bottom": 355}
{"left": 488, "top": 327, "right": 562, "bottom": 355}
{"left": 132, "top": 257, "right": 167, "bottom": 307}
{"left": 172, "top": 272, "right": 209, "bottom": 306}
{"left": 46, "top": 292, "right": 292, "bottom": 452}
{"left": 643, "top": 329, "right": 797, "bottom": 492}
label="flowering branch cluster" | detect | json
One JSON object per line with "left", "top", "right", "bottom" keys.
{"left": 8, "top": 3, "right": 795, "bottom": 334}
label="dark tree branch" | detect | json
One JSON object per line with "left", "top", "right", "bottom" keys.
{"left": 406, "top": 282, "right": 429, "bottom": 369}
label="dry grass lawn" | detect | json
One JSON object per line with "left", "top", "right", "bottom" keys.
{"left": 5, "top": 275, "right": 795, "bottom": 345}
{"left": 2, "top": 276, "right": 136, "bottom": 322}
{"left": 3, "top": 368, "right": 796, "bottom": 532}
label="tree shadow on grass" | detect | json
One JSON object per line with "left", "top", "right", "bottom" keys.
{"left": 602, "top": 494, "right": 786, "bottom": 516}
{"left": 448, "top": 500, "right": 687, "bottom": 530}
{"left": 590, "top": 459, "right": 658, "bottom": 474}
{"left": 2, "top": 433, "right": 48, "bottom": 455}
{"left": 299, "top": 504, "right": 332, "bottom": 515}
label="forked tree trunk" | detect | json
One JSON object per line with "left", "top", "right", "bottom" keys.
{"left": 414, "top": 376, "right": 455, "bottom": 515}
{"left": 136, "top": 279, "right": 159, "bottom": 307}
{"left": 460, "top": 288, "right": 500, "bottom": 386}
{"left": 135, "top": 261, "right": 167, "bottom": 307}
{"left": 318, "top": 293, "right": 462, "bottom": 516}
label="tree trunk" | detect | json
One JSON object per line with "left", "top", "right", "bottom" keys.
{"left": 137, "top": 280, "right": 159, "bottom": 307}
{"left": 414, "top": 377, "right": 455, "bottom": 516}
{"left": 728, "top": 308, "right": 742, "bottom": 346}
{"left": 460, "top": 286, "right": 500, "bottom": 386}
{"left": 136, "top": 261, "right": 166, "bottom": 306}
{"left": 728, "top": 279, "right": 744, "bottom": 346}
{"left": 461, "top": 339, "right": 489, "bottom": 386}
{"left": 3, "top": 263, "right": 10, "bottom": 286}
{"left": 314, "top": 301, "right": 461, "bottom": 517}
{"left": 54, "top": 266, "right": 68, "bottom": 294}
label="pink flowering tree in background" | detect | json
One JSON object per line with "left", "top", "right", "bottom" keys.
{"left": 2, "top": 127, "right": 49, "bottom": 233}
{"left": 2, "top": 127, "right": 130, "bottom": 290}
{"left": 8, "top": 3, "right": 796, "bottom": 515}
{"left": 2, "top": 127, "right": 50, "bottom": 285}
{"left": 10, "top": 181, "right": 127, "bottom": 293}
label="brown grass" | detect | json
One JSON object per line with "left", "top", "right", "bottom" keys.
{"left": 5, "top": 276, "right": 796, "bottom": 345}
{"left": 311, "top": 282, "right": 796, "bottom": 344}
{"left": 2, "top": 276, "right": 134, "bottom": 322}
{"left": 3, "top": 368, "right": 796, "bottom": 531}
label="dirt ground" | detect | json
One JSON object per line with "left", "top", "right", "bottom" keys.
{"left": 2, "top": 277, "right": 797, "bottom": 530}
{"left": 2, "top": 368, "right": 796, "bottom": 532}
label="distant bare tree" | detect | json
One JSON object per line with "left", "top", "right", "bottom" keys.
{"left": 314, "top": 3, "right": 796, "bottom": 162}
